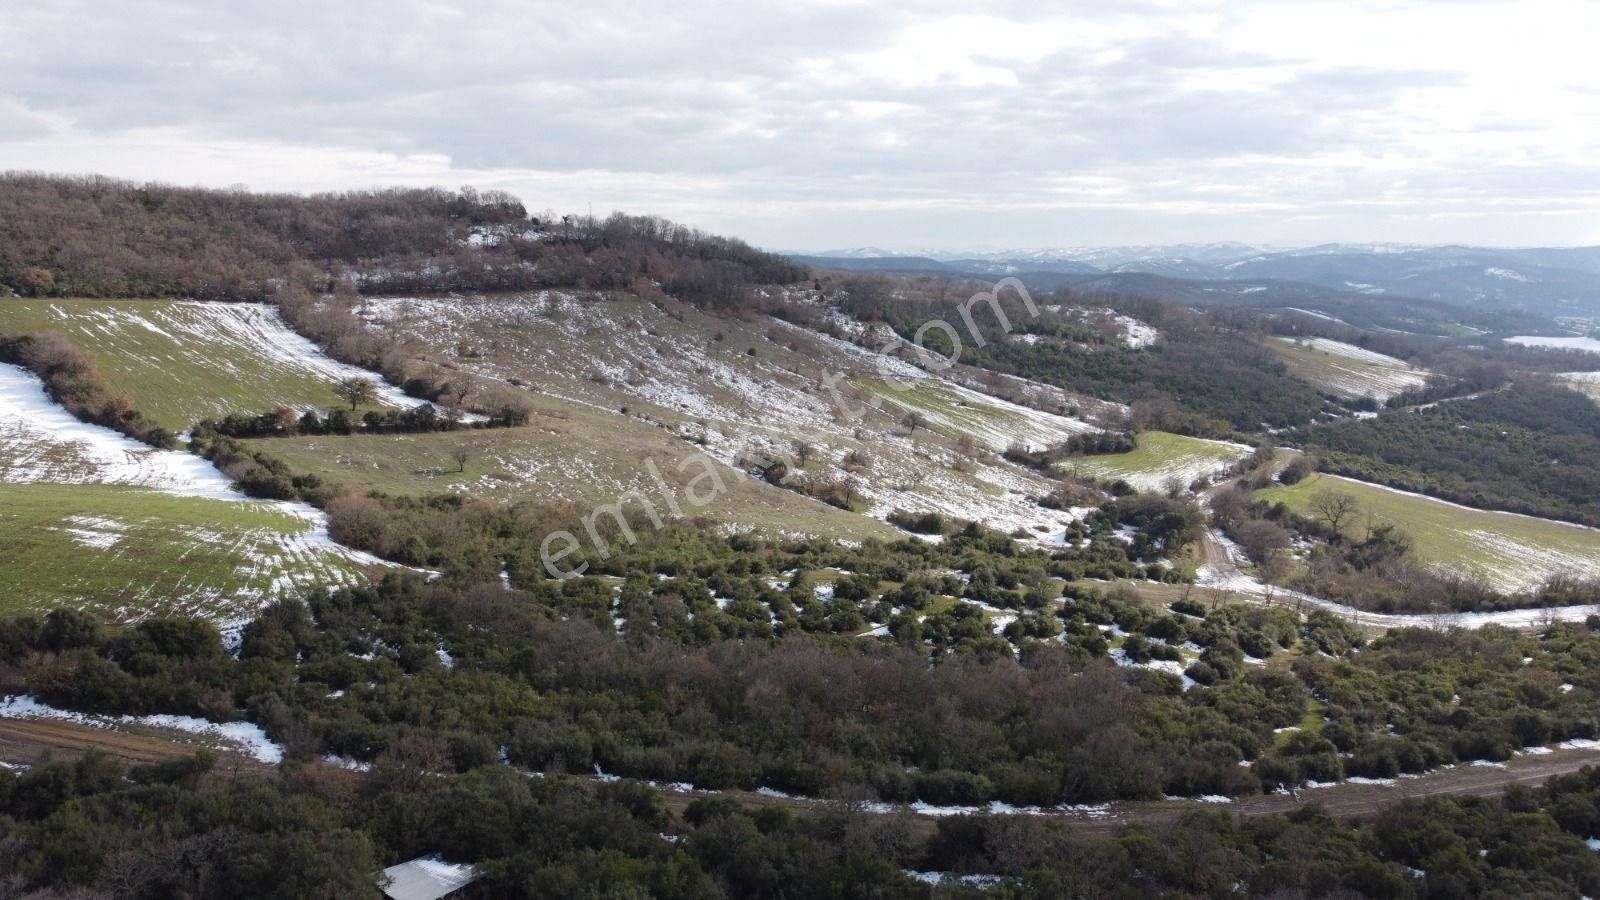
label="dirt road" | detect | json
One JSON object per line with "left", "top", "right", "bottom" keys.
{"left": 0, "top": 717, "right": 274, "bottom": 777}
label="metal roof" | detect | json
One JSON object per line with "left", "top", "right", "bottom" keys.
{"left": 378, "top": 856, "right": 482, "bottom": 900}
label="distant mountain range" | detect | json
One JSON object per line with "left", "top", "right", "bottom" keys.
{"left": 787, "top": 243, "right": 1600, "bottom": 318}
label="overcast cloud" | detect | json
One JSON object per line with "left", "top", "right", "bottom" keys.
{"left": 2, "top": 0, "right": 1598, "bottom": 249}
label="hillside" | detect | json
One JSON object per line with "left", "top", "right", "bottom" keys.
{"left": 5, "top": 179, "right": 1600, "bottom": 900}
{"left": 0, "top": 299, "right": 418, "bottom": 430}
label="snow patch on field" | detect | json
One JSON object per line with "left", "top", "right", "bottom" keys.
{"left": 59, "top": 514, "right": 127, "bottom": 549}
{"left": 0, "top": 363, "right": 240, "bottom": 496}
{"left": 0, "top": 364, "right": 399, "bottom": 618}
{"left": 1505, "top": 335, "right": 1600, "bottom": 354}
{"left": 1270, "top": 337, "right": 1429, "bottom": 400}
{"left": 0, "top": 694, "right": 283, "bottom": 763}
{"left": 1285, "top": 308, "right": 1348, "bottom": 323}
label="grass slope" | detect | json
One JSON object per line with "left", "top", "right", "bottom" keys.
{"left": 1256, "top": 473, "right": 1600, "bottom": 593}
{"left": 1265, "top": 337, "right": 1429, "bottom": 401}
{"left": 854, "top": 377, "right": 1094, "bottom": 451}
{"left": 0, "top": 483, "right": 372, "bottom": 623}
{"left": 249, "top": 424, "right": 894, "bottom": 543}
{"left": 354, "top": 292, "right": 1096, "bottom": 542}
{"left": 1059, "top": 432, "right": 1249, "bottom": 493}
{"left": 0, "top": 299, "right": 398, "bottom": 430}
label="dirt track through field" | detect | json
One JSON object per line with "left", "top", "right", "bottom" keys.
{"left": 0, "top": 717, "right": 275, "bottom": 777}
{"left": 5, "top": 717, "right": 1598, "bottom": 835}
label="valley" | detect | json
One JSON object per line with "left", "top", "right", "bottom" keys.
{"left": 3, "top": 176, "right": 1600, "bottom": 898}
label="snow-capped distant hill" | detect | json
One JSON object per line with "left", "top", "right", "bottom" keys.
{"left": 792, "top": 243, "right": 1600, "bottom": 317}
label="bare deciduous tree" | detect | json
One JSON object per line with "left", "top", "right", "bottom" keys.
{"left": 1310, "top": 488, "right": 1360, "bottom": 538}
{"left": 452, "top": 442, "right": 479, "bottom": 473}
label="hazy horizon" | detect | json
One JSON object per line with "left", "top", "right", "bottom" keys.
{"left": 5, "top": 1, "right": 1598, "bottom": 249}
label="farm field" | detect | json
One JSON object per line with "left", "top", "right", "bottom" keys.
{"left": 249, "top": 426, "right": 896, "bottom": 543}
{"left": 0, "top": 299, "right": 413, "bottom": 431}
{"left": 0, "top": 483, "right": 375, "bottom": 623}
{"left": 1563, "top": 371, "right": 1600, "bottom": 403}
{"left": 854, "top": 376, "right": 1096, "bottom": 451}
{"left": 1264, "top": 337, "right": 1430, "bottom": 400}
{"left": 1505, "top": 335, "right": 1600, "bottom": 354}
{"left": 1058, "top": 431, "right": 1251, "bottom": 493}
{"left": 1256, "top": 472, "right": 1600, "bottom": 593}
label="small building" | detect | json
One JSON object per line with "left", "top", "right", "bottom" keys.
{"left": 378, "top": 856, "right": 482, "bottom": 900}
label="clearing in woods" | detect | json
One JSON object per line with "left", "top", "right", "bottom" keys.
{"left": 1058, "top": 431, "right": 1252, "bottom": 493}
{"left": 1264, "top": 336, "right": 1430, "bottom": 401}
{"left": 1255, "top": 472, "right": 1600, "bottom": 593}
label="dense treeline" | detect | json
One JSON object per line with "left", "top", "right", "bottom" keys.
{"left": 829, "top": 279, "right": 1332, "bottom": 432}
{"left": 6, "top": 748, "right": 1600, "bottom": 898}
{"left": 5, "top": 523, "right": 1598, "bottom": 811}
{"left": 1287, "top": 380, "right": 1600, "bottom": 526}
{"left": 0, "top": 173, "right": 804, "bottom": 308}
{"left": 196, "top": 402, "right": 527, "bottom": 440}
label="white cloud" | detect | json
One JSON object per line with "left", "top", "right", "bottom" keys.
{"left": 0, "top": 0, "right": 1596, "bottom": 248}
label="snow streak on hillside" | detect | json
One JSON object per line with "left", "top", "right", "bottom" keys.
{"left": 0, "top": 362, "right": 393, "bottom": 622}
{"left": 357, "top": 293, "right": 1105, "bottom": 544}
{"left": 0, "top": 362, "right": 238, "bottom": 495}
{"left": 1268, "top": 336, "right": 1430, "bottom": 400}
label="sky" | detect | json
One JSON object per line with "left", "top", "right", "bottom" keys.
{"left": 3, "top": 0, "right": 1599, "bottom": 251}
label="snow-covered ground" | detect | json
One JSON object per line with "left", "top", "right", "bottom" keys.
{"left": 1197, "top": 528, "right": 1600, "bottom": 630}
{"left": 0, "top": 362, "right": 241, "bottom": 496}
{"left": 1270, "top": 337, "right": 1429, "bottom": 400}
{"left": 1505, "top": 335, "right": 1600, "bottom": 355}
{"left": 1065, "top": 434, "right": 1252, "bottom": 495}
{"left": 1044, "top": 305, "right": 1159, "bottom": 348}
{"left": 0, "top": 694, "right": 283, "bottom": 763}
{"left": 866, "top": 378, "right": 1099, "bottom": 452}
{"left": 0, "top": 362, "right": 399, "bottom": 621}
{"left": 358, "top": 294, "right": 1103, "bottom": 545}
{"left": 1562, "top": 371, "right": 1600, "bottom": 402}
{"left": 1300, "top": 475, "right": 1600, "bottom": 594}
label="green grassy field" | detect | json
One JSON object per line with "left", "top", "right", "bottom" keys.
{"left": 248, "top": 425, "right": 893, "bottom": 542}
{"left": 1256, "top": 473, "right": 1600, "bottom": 592}
{"left": 1058, "top": 431, "right": 1249, "bottom": 493}
{"left": 0, "top": 483, "right": 373, "bottom": 622}
{"left": 1264, "top": 337, "right": 1428, "bottom": 400}
{"left": 854, "top": 377, "right": 1091, "bottom": 451}
{"left": 0, "top": 299, "right": 394, "bottom": 431}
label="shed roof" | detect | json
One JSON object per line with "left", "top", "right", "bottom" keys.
{"left": 378, "top": 856, "right": 482, "bottom": 900}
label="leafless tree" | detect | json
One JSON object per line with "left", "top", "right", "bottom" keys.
{"left": 1310, "top": 488, "right": 1360, "bottom": 538}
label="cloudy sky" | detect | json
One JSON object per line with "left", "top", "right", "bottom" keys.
{"left": 3, "top": 0, "right": 1598, "bottom": 250}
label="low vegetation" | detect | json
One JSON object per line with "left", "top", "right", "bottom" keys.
{"left": 1288, "top": 380, "right": 1600, "bottom": 526}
